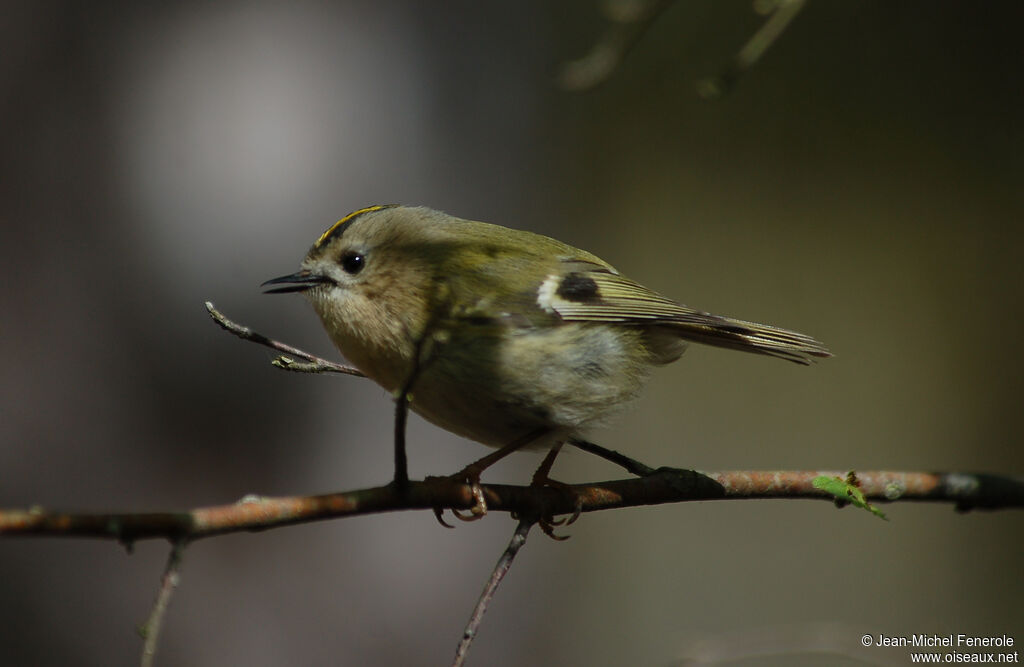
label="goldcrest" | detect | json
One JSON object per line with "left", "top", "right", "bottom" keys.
{"left": 265, "top": 205, "right": 830, "bottom": 463}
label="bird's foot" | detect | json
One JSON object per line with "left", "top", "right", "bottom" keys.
{"left": 427, "top": 464, "right": 488, "bottom": 527}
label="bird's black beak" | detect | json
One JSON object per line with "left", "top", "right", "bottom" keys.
{"left": 262, "top": 271, "right": 333, "bottom": 294}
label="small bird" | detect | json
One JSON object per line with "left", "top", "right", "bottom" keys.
{"left": 264, "top": 205, "right": 830, "bottom": 520}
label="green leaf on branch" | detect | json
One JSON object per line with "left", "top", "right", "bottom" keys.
{"left": 813, "top": 472, "right": 888, "bottom": 521}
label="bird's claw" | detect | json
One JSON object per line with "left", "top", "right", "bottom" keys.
{"left": 428, "top": 466, "right": 488, "bottom": 526}
{"left": 531, "top": 475, "right": 584, "bottom": 540}
{"left": 432, "top": 505, "right": 455, "bottom": 529}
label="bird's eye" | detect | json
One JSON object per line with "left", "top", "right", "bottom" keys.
{"left": 340, "top": 251, "right": 365, "bottom": 275}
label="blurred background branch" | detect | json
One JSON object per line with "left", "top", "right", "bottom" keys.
{"left": 558, "top": 0, "right": 807, "bottom": 94}
{"left": 558, "top": 0, "right": 676, "bottom": 91}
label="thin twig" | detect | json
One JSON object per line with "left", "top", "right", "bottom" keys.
{"left": 139, "top": 539, "right": 186, "bottom": 667}
{"left": 205, "top": 301, "right": 362, "bottom": 376}
{"left": 3, "top": 471, "right": 1020, "bottom": 543}
{"left": 697, "top": 0, "right": 808, "bottom": 99}
{"left": 453, "top": 519, "right": 534, "bottom": 667}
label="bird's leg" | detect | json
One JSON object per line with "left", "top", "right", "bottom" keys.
{"left": 392, "top": 383, "right": 414, "bottom": 489}
{"left": 568, "top": 438, "right": 706, "bottom": 499}
{"left": 568, "top": 438, "right": 657, "bottom": 477}
{"left": 529, "top": 442, "right": 585, "bottom": 540}
{"left": 392, "top": 350, "right": 432, "bottom": 490}
{"left": 393, "top": 292, "right": 451, "bottom": 489}
{"left": 434, "top": 428, "right": 550, "bottom": 524}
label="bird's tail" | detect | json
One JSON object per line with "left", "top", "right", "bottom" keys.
{"left": 670, "top": 314, "right": 832, "bottom": 365}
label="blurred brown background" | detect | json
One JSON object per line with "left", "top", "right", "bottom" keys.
{"left": 1, "top": 2, "right": 1021, "bottom": 665}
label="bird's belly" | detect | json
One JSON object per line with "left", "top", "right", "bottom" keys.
{"left": 409, "top": 323, "right": 653, "bottom": 449}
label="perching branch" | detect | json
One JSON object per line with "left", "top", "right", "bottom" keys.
{"left": 3, "top": 469, "right": 1021, "bottom": 543}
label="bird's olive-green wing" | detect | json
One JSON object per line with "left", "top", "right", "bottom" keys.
{"left": 544, "top": 265, "right": 831, "bottom": 365}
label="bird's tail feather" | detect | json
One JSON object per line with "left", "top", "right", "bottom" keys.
{"left": 671, "top": 316, "right": 832, "bottom": 365}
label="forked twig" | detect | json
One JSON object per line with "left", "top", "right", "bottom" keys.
{"left": 205, "top": 301, "right": 362, "bottom": 376}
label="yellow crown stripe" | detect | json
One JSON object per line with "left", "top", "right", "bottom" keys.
{"left": 315, "top": 205, "right": 397, "bottom": 248}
